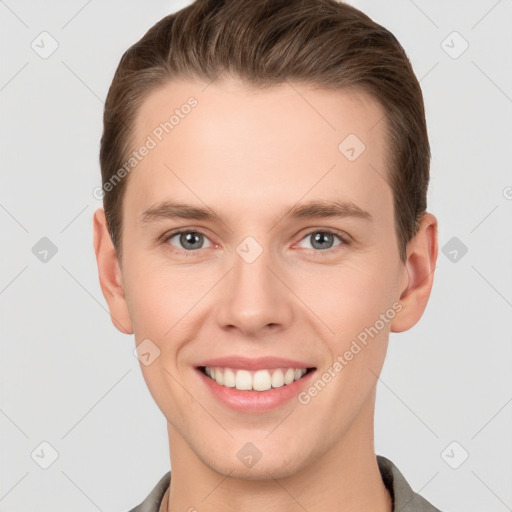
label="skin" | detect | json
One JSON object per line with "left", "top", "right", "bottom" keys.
{"left": 93, "top": 76, "right": 438, "bottom": 512}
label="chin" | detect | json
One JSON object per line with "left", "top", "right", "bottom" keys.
{"left": 199, "top": 440, "right": 314, "bottom": 481}
{"left": 209, "top": 457, "right": 304, "bottom": 481}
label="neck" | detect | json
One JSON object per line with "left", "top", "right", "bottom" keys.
{"left": 166, "top": 391, "right": 392, "bottom": 512}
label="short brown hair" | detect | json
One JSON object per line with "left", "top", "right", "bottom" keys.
{"left": 99, "top": 0, "right": 430, "bottom": 265}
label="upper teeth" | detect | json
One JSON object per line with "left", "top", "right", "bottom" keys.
{"left": 204, "top": 367, "right": 308, "bottom": 391}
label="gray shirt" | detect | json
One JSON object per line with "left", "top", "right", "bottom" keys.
{"left": 128, "top": 455, "right": 443, "bottom": 512}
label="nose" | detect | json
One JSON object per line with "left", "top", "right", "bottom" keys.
{"left": 215, "top": 241, "right": 293, "bottom": 337}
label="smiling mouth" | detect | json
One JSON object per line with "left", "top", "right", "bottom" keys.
{"left": 198, "top": 366, "right": 316, "bottom": 391}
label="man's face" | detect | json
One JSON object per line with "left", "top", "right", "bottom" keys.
{"left": 110, "top": 77, "right": 409, "bottom": 478}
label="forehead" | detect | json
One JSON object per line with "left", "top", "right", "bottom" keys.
{"left": 124, "top": 77, "right": 392, "bottom": 228}
{"left": 134, "top": 76, "right": 388, "bottom": 154}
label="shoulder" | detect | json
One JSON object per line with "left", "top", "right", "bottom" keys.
{"left": 377, "top": 455, "right": 444, "bottom": 512}
{"left": 126, "top": 471, "right": 171, "bottom": 512}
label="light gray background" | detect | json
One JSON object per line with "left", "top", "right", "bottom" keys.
{"left": 1, "top": 1, "right": 511, "bottom": 511}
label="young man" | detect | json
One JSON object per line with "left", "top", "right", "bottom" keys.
{"left": 93, "top": 0, "right": 442, "bottom": 510}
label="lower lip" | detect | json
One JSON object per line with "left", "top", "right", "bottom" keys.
{"left": 196, "top": 368, "right": 316, "bottom": 413}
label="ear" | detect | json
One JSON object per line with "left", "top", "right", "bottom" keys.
{"left": 390, "top": 212, "right": 438, "bottom": 333}
{"left": 93, "top": 208, "right": 133, "bottom": 335}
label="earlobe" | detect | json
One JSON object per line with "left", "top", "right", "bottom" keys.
{"left": 93, "top": 208, "right": 134, "bottom": 335}
{"left": 390, "top": 212, "right": 438, "bottom": 333}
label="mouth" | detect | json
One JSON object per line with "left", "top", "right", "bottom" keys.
{"left": 197, "top": 365, "right": 316, "bottom": 392}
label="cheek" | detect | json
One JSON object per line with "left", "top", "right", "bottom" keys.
{"left": 304, "top": 265, "right": 395, "bottom": 419}
{"left": 291, "top": 256, "right": 398, "bottom": 343}
{"left": 123, "top": 261, "right": 211, "bottom": 379}
{"left": 122, "top": 255, "right": 196, "bottom": 336}
{"left": 127, "top": 271, "right": 193, "bottom": 419}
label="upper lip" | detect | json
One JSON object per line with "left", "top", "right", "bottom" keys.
{"left": 196, "top": 356, "right": 316, "bottom": 371}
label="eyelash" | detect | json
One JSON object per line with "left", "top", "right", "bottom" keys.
{"left": 160, "top": 228, "right": 350, "bottom": 257}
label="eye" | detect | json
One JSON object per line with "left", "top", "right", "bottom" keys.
{"left": 164, "top": 230, "right": 214, "bottom": 252}
{"left": 161, "top": 228, "right": 349, "bottom": 256}
{"left": 295, "top": 229, "right": 347, "bottom": 253}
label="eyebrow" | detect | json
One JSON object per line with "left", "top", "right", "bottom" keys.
{"left": 140, "top": 199, "right": 373, "bottom": 226}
